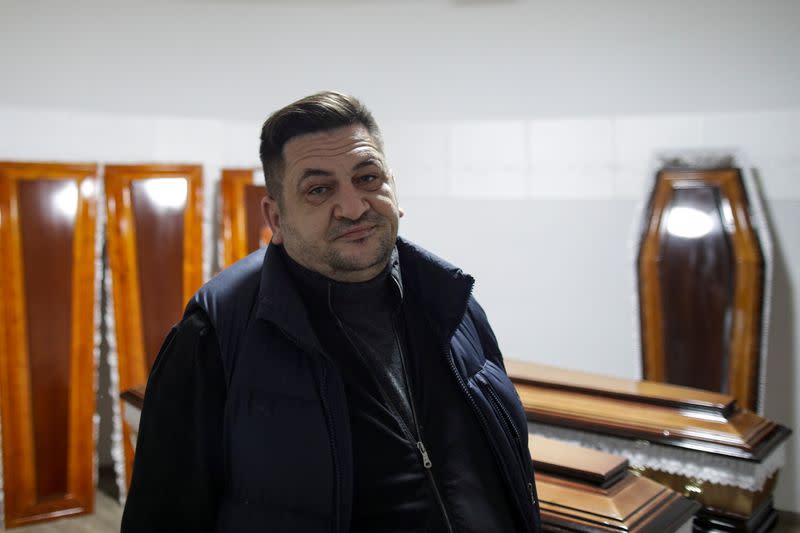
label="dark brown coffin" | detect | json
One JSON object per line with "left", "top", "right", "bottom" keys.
{"left": 532, "top": 435, "right": 699, "bottom": 532}
{"left": 104, "top": 164, "right": 204, "bottom": 491}
{"left": 637, "top": 167, "right": 768, "bottom": 414}
{"left": 0, "top": 162, "right": 98, "bottom": 528}
{"left": 219, "top": 169, "right": 270, "bottom": 269}
{"left": 506, "top": 359, "right": 791, "bottom": 532}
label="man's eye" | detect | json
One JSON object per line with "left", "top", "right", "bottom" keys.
{"left": 357, "top": 175, "right": 382, "bottom": 189}
{"left": 308, "top": 186, "right": 329, "bottom": 196}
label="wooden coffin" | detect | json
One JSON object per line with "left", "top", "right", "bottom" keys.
{"left": 0, "top": 162, "right": 98, "bottom": 528}
{"left": 637, "top": 167, "right": 769, "bottom": 413}
{"left": 506, "top": 359, "right": 791, "bottom": 533}
{"left": 220, "top": 168, "right": 270, "bottom": 269}
{"left": 120, "top": 385, "right": 145, "bottom": 453}
{"left": 104, "top": 164, "right": 204, "bottom": 492}
{"left": 120, "top": 386, "right": 699, "bottom": 532}
{"left": 532, "top": 435, "right": 699, "bottom": 532}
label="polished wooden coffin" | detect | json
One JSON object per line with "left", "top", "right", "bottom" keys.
{"left": 532, "top": 435, "right": 699, "bottom": 532}
{"left": 220, "top": 168, "right": 270, "bottom": 269}
{"left": 637, "top": 167, "right": 768, "bottom": 413}
{"left": 0, "top": 162, "right": 99, "bottom": 528}
{"left": 120, "top": 384, "right": 699, "bottom": 532}
{"left": 104, "top": 164, "right": 204, "bottom": 491}
{"left": 506, "top": 359, "right": 791, "bottom": 532}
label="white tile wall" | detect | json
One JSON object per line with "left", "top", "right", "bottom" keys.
{"left": 528, "top": 117, "right": 615, "bottom": 198}
{"left": 448, "top": 120, "right": 528, "bottom": 198}
{"left": 382, "top": 121, "right": 450, "bottom": 199}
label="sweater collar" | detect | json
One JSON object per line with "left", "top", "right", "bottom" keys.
{"left": 256, "top": 237, "right": 473, "bottom": 350}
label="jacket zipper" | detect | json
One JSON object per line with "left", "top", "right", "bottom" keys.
{"left": 316, "top": 362, "right": 341, "bottom": 533}
{"left": 443, "top": 342, "right": 534, "bottom": 532}
{"left": 392, "top": 318, "right": 455, "bottom": 533}
{"left": 328, "top": 284, "right": 454, "bottom": 533}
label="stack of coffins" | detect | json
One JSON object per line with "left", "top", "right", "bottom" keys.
{"left": 506, "top": 359, "right": 791, "bottom": 532}
{"left": 532, "top": 435, "right": 699, "bottom": 531}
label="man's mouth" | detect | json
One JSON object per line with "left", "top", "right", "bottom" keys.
{"left": 335, "top": 224, "right": 377, "bottom": 241}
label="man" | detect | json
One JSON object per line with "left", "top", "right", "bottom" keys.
{"left": 121, "top": 91, "right": 540, "bottom": 532}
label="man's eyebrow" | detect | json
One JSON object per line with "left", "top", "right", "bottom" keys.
{"left": 352, "top": 158, "right": 384, "bottom": 172}
{"left": 297, "top": 168, "right": 334, "bottom": 187}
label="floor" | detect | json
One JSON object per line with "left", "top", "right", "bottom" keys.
{"left": 7, "top": 493, "right": 800, "bottom": 532}
{"left": 10, "top": 491, "right": 123, "bottom": 533}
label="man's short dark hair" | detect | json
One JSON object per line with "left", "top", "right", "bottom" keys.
{"left": 259, "top": 91, "right": 383, "bottom": 204}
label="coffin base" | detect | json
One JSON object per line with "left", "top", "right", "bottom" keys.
{"left": 692, "top": 497, "right": 778, "bottom": 532}
{"left": 634, "top": 468, "right": 778, "bottom": 518}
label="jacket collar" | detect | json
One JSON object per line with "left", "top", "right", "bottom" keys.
{"left": 255, "top": 237, "right": 475, "bottom": 350}
{"left": 394, "top": 237, "right": 475, "bottom": 341}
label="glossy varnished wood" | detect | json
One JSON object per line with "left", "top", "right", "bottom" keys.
{"left": 531, "top": 435, "right": 628, "bottom": 488}
{"left": 220, "top": 169, "right": 270, "bottom": 268}
{"left": 104, "top": 164, "right": 203, "bottom": 488}
{"left": 0, "top": 162, "right": 98, "bottom": 528}
{"left": 532, "top": 436, "right": 699, "bottom": 532}
{"left": 507, "top": 359, "right": 788, "bottom": 461}
{"left": 638, "top": 168, "right": 765, "bottom": 412}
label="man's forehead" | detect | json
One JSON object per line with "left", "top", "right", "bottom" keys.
{"left": 283, "top": 125, "right": 384, "bottom": 172}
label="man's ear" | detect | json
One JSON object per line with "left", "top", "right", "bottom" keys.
{"left": 261, "top": 194, "right": 284, "bottom": 244}
{"left": 388, "top": 169, "right": 404, "bottom": 218}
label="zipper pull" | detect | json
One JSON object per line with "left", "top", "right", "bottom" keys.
{"left": 417, "top": 441, "right": 433, "bottom": 469}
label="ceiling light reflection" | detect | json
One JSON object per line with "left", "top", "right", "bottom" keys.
{"left": 665, "top": 206, "right": 713, "bottom": 239}
{"left": 142, "top": 178, "right": 187, "bottom": 210}
{"left": 52, "top": 182, "right": 78, "bottom": 219}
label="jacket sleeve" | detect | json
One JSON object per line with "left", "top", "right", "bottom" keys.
{"left": 121, "top": 309, "right": 226, "bottom": 533}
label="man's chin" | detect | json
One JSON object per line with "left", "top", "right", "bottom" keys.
{"left": 328, "top": 241, "right": 392, "bottom": 275}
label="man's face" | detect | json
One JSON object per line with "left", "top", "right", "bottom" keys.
{"left": 261, "top": 124, "right": 401, "bottom": 282}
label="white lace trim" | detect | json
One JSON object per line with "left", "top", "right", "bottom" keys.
{"left": 105, "top": 232, "right": 128, "bottom": 504}
{"left": 203, "top": 168, "right": 215, "bottom": 282}
{"left": 529, "top": 422, "right": 787, "bottom": 491}
{"left": 92, "top": 170, "right": 105, "bottom": 503}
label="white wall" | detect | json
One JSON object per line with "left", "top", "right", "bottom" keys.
{"left": 1, "top": 0, "right": 798, "bottom": 512}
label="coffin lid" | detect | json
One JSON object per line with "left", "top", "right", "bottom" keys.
{"left": 532, "top": 436, "right": 700, "bottom": 532}
{"left": 507, "top": 359, "right": 790, "bottom": 461}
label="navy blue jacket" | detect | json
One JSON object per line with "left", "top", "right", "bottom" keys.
{"left": 122, "top": 237, "right": 540, "bottom": 532}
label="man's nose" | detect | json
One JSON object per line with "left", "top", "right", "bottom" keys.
{"left": 333, "top": 184, "right": 369, "bottom": 220}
